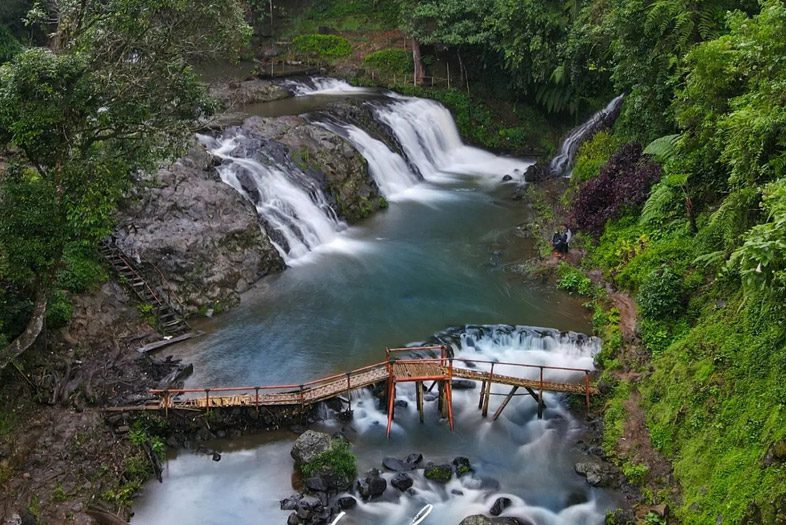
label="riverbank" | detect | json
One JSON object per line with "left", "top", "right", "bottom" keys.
{"left": 1, "top": 77, "right": 590, "bottom": 524}
{"left": 516, "top": 177, "right": 678, "bottom": 524}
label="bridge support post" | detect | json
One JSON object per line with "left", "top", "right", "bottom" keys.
{"left": 438, "top": 381, "right": 447, "bottom": 417}
{"left": 386, "top": 379, "right": 396, "bottom": 438}
{"left": 416, "top": 381, "right": 424, "bottom": 423}
{"left": 492, "top": 386, "right": 519, "bottom": 421}
{"left": 481, "top": 363, "right": 494, "bottom": 417}
{"left": 584, "top": 371, "right": 590, "bottom": 419}
{"left": 346, "top": 373, "right": 352, "bottom": 412}
{"left": 478, "top": 381, "right": 487, "bottom": 409}
{"left": 538, "top": 367, "right": 544, "bottom": 419}
{"left": 445, "top": 380, "right": 454, "bottom": 431}
{"left": 163, "top": 390, "right": 169, "bottom": 418}
{"left": 255, "top": 387, "right": 260, "bottom": 417}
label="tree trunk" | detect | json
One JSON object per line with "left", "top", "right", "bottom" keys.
{"left": 0, "top": 287, "right": 47, "bottom": 371}
{"left": 411, "top": 39, "right": 425, "bottom": 86}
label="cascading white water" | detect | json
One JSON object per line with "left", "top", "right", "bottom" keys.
{"left": 198, "top": 133, "right": 344, "bottom": 262}
{"left": 316, "top": 121, "right": 421, "bottom": 199}
{"left": 281, "top": 77, "right": 375, "bottom": 96}
{"left": 374, "top": 98, "right": 531, "bottom": 182}
{"left": 549, "top": 95, "right": 624, "bottom": 177}
{"left": 320, "top": 325, "right": 609, "bottom": 525}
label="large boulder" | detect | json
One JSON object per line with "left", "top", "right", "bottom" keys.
{"left": 242, "top": 115, "right": 385, "bottom": 223}
{"left": 116, "top": 142, "right": 284, "bottom": 315}
{"left": 291, "top": 431, "right": 332, "bottom": 466}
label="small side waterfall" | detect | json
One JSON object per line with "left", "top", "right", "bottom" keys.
{"left": 549, "top": 95, "right": 624, "bottom": 177}
{"left": 198, "top": 132, "right": 344, "bottom": 262}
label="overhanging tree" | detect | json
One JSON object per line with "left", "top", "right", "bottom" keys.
{"left": 0, "top": 0, "right": 251, "bottom": 370}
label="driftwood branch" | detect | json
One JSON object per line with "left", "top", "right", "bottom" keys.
{"left": 0, "top": 287, "right": 47, "bottom": 371}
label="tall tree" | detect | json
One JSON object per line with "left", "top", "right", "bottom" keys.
{"left": 0, "top": 0, "right": 251, "bottom": 369}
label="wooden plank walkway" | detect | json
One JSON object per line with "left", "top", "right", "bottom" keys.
{"left": 141, "top": 346, "right": 599, "bottom": 419}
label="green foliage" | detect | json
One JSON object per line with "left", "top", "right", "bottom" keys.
{"left": 45, "top": 289, "right": 72, "bottom": 329}
{"left": 300, "top": 438, "right": 357, "bottom": 481}
{"left": 0, "top": 0, "right": 250, "bottom": 349}
{"left": 292, "top": 34, "right": 352, "bottom": 60}
{"left": 637, "top": 266, "right": 686, "bottom": 320}
{"left": 728, "top": 178, "right": 786, "bottom": 302}
{"left": 643, "top": 134, "right": 681, "bottom": 163}
{"left": 602, "top": 379, "right": 631, "bottom": 456}
{"left": 621, "top": 461, "right": 650, "bottom": 486}
{"left": 364, "top": 48, "right": 412, "bottom": 75}
{"left": 572, "top": 131, "right": 625, "bottom": 184}
{"left": 556, "top": 262, "right": 594, "bottom": 296}
{"left": 0, "top": 25, "right": 21, "bottom": 64}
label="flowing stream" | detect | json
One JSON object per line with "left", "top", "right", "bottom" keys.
{"left": 130, "top": 80, "right": 619, "bottom": 524}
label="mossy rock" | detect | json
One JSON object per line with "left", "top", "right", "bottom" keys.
{"left": 424, "top": 463, "right": 453, "bottom": 483}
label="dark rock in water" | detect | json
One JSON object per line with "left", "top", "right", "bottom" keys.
{"left": 490, "top": 497, "right": 512, "bottom": 516}
{"left": 280, "top": 495, "right": 301, "bottom": 511}
{"left": 383, "top": 457, "right": 414, "bottom": 472}
{"left": 211, "top": 452, "right": 221, "bottom": 462}
{"left": 424, "top": 392, "right": 439, "bottom": 402}
{"left": 452, "top": 456, "right": 473, "bottom": 477}
{"left": 565, "top": 491, "right": 588, "bottom": 507}
{"left": 357, "top": 469, "right": 387, "bottom": 500}
{"left": 574, "top": 461, "right": 616, "bottom": 487}
{"left": 424, "top": 463, "right": 453, "bottom": 483}
{"left": 502, "top": 174, "right": 513, "bottom": 182}
{"left": 391, "top": 472, "right": 414, "bottom": 491}
{"left": 405, "top": 453, "right": 423, "bottom": 466}
{"left": 451, "top": 380, "right": 476, "bottom": 390}
{"left": 394, "top": 399, "right": 408, "bottom": 408}
{"left": 523, "top": 162, "right": 550, "bottom": 183}
{"left": 291, "top": 430, "right": 332, "bottom": 466}
{"left": 305, "top": 477, "right": 328, "bottom": 493}
{"left": 287, "top": 512, "right": 299, "bottom": 525}
{"left": 337, "top": 496, "right": 357, "bottom": 510}
{"left": 451, "top": 489, "right": 465, "bottom": 496}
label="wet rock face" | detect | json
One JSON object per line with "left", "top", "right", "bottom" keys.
{"left": 209, "top": 79, "right": 291, "bottom": 108}
{"left": 116, "top": 142, "right": 284, "bottom": 315}
{"left": 291, "top": 430, "right": 332, "bottom": 466}
{"left": 458, "top": 515, "right": 528, "bottom": 525}
{"left": 241, "top": 115, "right": 384, "bottom": 224}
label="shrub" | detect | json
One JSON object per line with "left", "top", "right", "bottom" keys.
{"left": 57, "top": 244, "right": 107, "bottom": 293}
{"left": 637, "top": 266, "right": 686, "bottom": 320}
{"left": 572, "top": 130, "right": 624, "bottom": 184}
{"left": 622, "top": 461, "right": 650, "bottom": 485}
{"left": 556, "top": 263, "right": 594, "bottom": 296}
{"left": 569, "top": 143, "right": 662, "bottom": 237}
{"left": 45, "top": 289, "right": 73, "bottom": 329}
{"left": 293, "top": 34, "right": 351, "bottom": 60}
{"left": 301, "top": 438, "right": 357, "bottom": 481}
{"left": 364, "top": 48, "right": 412, "bottom": 75}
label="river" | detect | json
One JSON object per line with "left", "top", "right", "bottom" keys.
{"left": 130, "top": 79, "right": 619, "bottom": 525}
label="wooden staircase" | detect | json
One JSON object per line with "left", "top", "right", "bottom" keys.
{"left": 99, "top": 240, "right": 191, "bottom": 337}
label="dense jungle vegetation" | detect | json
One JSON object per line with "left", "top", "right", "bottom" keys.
{"left": 1, "top": 0, "right": 785, "bottom": 522}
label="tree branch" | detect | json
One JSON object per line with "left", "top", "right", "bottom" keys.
{"left": 0, "top": 286, "right": 48, "bottom": 371}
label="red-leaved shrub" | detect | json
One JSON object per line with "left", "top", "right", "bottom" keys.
{"left": 569, "top": 142, "right": 661, "bottom": 236}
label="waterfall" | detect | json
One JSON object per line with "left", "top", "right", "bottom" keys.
{"left": 281, "top": 77, "right": 374, "bottom": 96}
{"left": 315, "top": 119, "right": 422, "bottom": 199}
{"left": 198, "top": 132, "right": 344, "bottom": 263}
{"left": 374, "top": 98, "right": 531, "bottom": 182}
{"left": 549, "top": 95, "right": 624, "bottom": 177}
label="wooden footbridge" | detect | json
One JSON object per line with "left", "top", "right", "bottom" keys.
{"left": 141, "top": 346, "right": 597, "bottom": 436}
